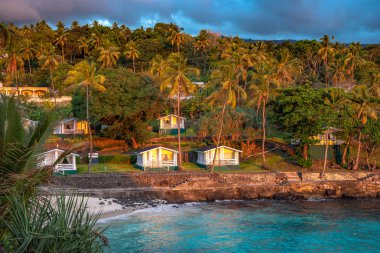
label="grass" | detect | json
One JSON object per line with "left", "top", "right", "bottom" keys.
{"left": 77, "top": 163, "right": 140, "bottom": 173}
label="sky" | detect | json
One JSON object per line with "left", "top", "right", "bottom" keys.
{"left": 1, "top": 0, "right": 379, "bottom": 43}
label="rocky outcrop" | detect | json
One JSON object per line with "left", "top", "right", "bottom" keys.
{"left": 46, "top": 172, "right": 380, "bottom": 202}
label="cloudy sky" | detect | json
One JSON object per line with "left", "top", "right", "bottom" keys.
{"left": 1, "top": 0, "right": 379, "bottom": 43}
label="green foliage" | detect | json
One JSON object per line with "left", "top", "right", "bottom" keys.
{"left": 1, "top": 194, "right": 108, "bottom": 253}
{"left": 71, "top": 89, "right": 87, "bottom": 119}
{"left": 90, "top": 68, "right": 167, "bottom": 144}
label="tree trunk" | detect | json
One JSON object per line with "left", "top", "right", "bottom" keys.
{"left": 61, "top": 45, "right": 64, "bottom": 62}
{"left": 353, "top": 130, "right": 362, "bottom": 171}
{"left": 325, "top": 57, "right": 328, "bottom": 87}
{"left": 49, "top": 65, "right": 56, "bottom": 105}
{"left": 211, "top": 101, "right": 227, "bottom": 172}
{"left": 321, "top": 130, "right": 329, "bottom": 177}
{"left": 177, "top": 86, "right": 182, "bottom": 170}
{"left": 303, "top": 144, "right": 308, "bottom": 160}
{"left": 342, "top": 137, "right": 351, "bottom": 165}
{"left": 87, "top": 85, "right": 93, "bottom": 173}
{"left": 28, "top": 58, "right": 31, "bottom": 74}
{"left": 132, "top": 57, "right": 135, "bottom": 73}
{"left": 131, "top": 137, "right": 139, "bottom": 149}
{"left": 261, "top": 101, "right": 267, "bottom": 169}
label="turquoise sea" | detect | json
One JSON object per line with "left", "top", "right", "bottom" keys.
{"left": 99, "top": 200, "right": 380, "bottom": 253}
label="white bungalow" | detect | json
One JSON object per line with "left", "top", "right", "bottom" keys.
{"left": 53, "top": 118, "right": 88, "bottom": 135}
{"left": 196, "top": 145, "right": 242, "bottom": 167}
{"left": 158, "top": 114, "right": 186, "bottom": 134}
{"left": 135, "top": 146, "right": 178, "bottom": 170}
{"left": 37, "top": 148, "right": 79, "bottom": 175}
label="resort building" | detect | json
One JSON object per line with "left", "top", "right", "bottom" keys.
{"left": 53, "top": 118, "right": 88, "bottom": 135}
{"left": 291, "top": 127, "right": 346, "bottom": 164}
{"left": 158, "top": 114, "right": 186, "bottom": 134}
{"left": 0, "top": 86, "right": 49, "bottom": 97}
{"left": 37, "top": 148, "right": 79, "bottom": 175}
{"left": 135, "top": 146, "right": 178, "bottom": 171}
{"left": 196, "top": 145, "right": 242, "bottom": 168}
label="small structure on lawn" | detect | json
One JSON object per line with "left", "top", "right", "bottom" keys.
{"left": 37, "top": 148, "right": 79, "bottom": 175}
{"left": 196, "top": 145, "right": 242, "bottom": 168}
{"left": 53, "top": 118, "right": 88, "bottom": 135}
{"left": 291, "top": 127, "right": 346, "bottom": 164}
{"left": 135, "top": 146, "right": 178, "bottom": 171}
{"left": 158, "top": 114, "right": 186, "bottom": 134}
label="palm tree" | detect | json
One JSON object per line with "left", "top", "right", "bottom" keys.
{"left": 150, "top": 54, "right": 167, "bottom": 78}
{"left": 350, "top": 85, "right": 378, "bottom": 170}
{"left": 21, "top": 39, "right": 34, "bottom": 74}
{"left": 0, "top": 95, "right": 58, "bottom": 200}
{"left": 5, "top": 51, "right": 24, "bottom": 87}
{"left": 207, "top": 63, "right": 247, "bottom": 171}
{"left": 248, "top": 61, "right": 279, "bottom": 169}
{"left": 0, "top": 23, "right": 10, "bottom": 50}
{"left": 64, "top": 61, "right": 106, "bottom": 173}
{"left": 124, "top": 41, "right": 140, "bottom": 72}
{"left": 318, "top": 35, "right": 337, "bottom": 86}
{"left": 54, "top": 32, "right": 68, "bottom": 62}
{"left": 194, "top": 30, "right": 209, "bottom": 73}
{"left": 160, "top": 53, "right": 200, "bottom": 170}
{"left": 77, "top": 37, "right": 89, "bottom": 58}
{"left": 321, "top": 88, "right": 350, "bottom": 176}
{"left": 330, "top": 59, "right": 346, "bottom": 86}
{"left": 167, "top": 27, "right": 187, "bottom": 52}
{"left": 38, "top": 44, "right": 61, "bottom": 98}
{"left": 343, "top": 42, "right": 366, "bottom": 81}
{"left": 274, "top": 48, "right": 301, "bottom": 86}
{"left": 97, "top": 41, "right": 120, "bottom": 68}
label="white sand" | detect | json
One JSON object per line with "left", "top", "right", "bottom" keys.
{"left": 85, "top": 197, "right": 134, "bottom": 219}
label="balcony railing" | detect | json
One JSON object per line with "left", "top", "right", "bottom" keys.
{"left": 56, "top": 164, "right": 76, "bottom": 171}
{"left": 206, "top": 159, "right": 238, "bottom": 166}
{"left": 60, "top": 129, "right": 86, "bottom": 135}
{"left": 142, "top": 160, "right": 176, "bottom": 169}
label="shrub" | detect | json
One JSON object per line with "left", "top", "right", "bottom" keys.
{"left": 98, "top": 155, "right": 136, "bottom": 164}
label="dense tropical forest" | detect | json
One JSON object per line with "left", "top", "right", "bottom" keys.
{"left": 0, "top": 20, "right": 379, "bottom": 170}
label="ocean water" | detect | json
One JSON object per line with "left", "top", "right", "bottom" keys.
{"left": 99, "top": 200, "right": 380, "bottom": 253}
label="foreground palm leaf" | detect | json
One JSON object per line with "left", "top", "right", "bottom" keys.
{"left": 1, "top": 194, "right": 108, "bottom": 253}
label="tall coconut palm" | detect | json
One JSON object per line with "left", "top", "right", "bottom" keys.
{"left": 274, "top": 48, "right": 301, "bottom": 86}
{"left": 124, "top": 41, "right": 140, "bottom": 72}
{"left": 77, "top": 37, "right": 89, "bottom": 58}
{"left": 21, "top": 39, "right": 35, "bottom": 74}
{"left": 207, "top": 63, "right": 247, "bottom": 171}
{"left": 321, "top": 88, "right": 350, "bottom": 176}
{"left": 5, "top": 51, "right": 24, "bottom": 87}
{"left": 350, "top": 85, "right": 378, "bottom": 170}
{"left": 0, "top": 23, "right": 10, "bottom": 50}
{"left": 38, "top": 44, "right": 61, "bottom": 98}
{"left": 330, "top": 59, "right": 347, "bottom": 86}
{"left": 150, "top": 54, "right": 167, "bottom": 79}
{"left": 54, "top": 32, "right": 68, "bottom": 62}
{"left": 97, "top": 41, "right": 120, "bottom": 68}
{"left": 318, "top": 35, "right": 337, "bottom": 86}
{"left": 64, "top": 60, "right": 106, "bottom": 173}
{"left": 160, "top": 53, "right": 200, "bottom": 170}
{"left": 194, "top": 30, "right": 209, "bottom": 73}
{"left": 167, "top": 27, "right": 187, "bottom": 53}
{"left": 248, "top": 61, "right": 279, "bottom": 169}
{"left": 343, "top": 42, "right": 366, "bottom": 81}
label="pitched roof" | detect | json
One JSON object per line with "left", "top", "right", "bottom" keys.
{"left": 134, "top": 146, "right": 178, "bottom": 154}
{"left": 38, "top": 148, "right": 79, "bottom": 156}
{"left": 158, "top": 114, "right": 186, "bottom": 120}
{"left": 195, "top": 145, "right": 242, "bottom": 152}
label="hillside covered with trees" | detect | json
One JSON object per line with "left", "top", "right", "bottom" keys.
{"left": 0, "top": 20, "right": 379, "bottom": 169}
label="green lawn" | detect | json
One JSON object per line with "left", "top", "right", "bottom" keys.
{"left": 77, "top": 163, "right": 140, "bottom": 173}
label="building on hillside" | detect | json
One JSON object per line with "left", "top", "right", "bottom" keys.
{"left": 53, "top": 118, "right": 88, "bottom": 135}
{"left": 0, "top": 86, "right": 50, "bottom": 97}
{"left": 158, "top": 114, "right": 186, "bottom": 134}
{"left": 291, "top": 127, "right": 346, "bottom": 164}
{"left": 134, "top": 146, "right": 178, "bottom": 171}
{"left": 37, "top": 148, "right": 79, "bottom": 175}
{"left": 196, "top": 145, "right": 242, "bottom": 168}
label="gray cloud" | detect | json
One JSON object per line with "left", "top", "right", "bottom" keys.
{"left": 0, "top": 0, "right": 379, "bottom": 43}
